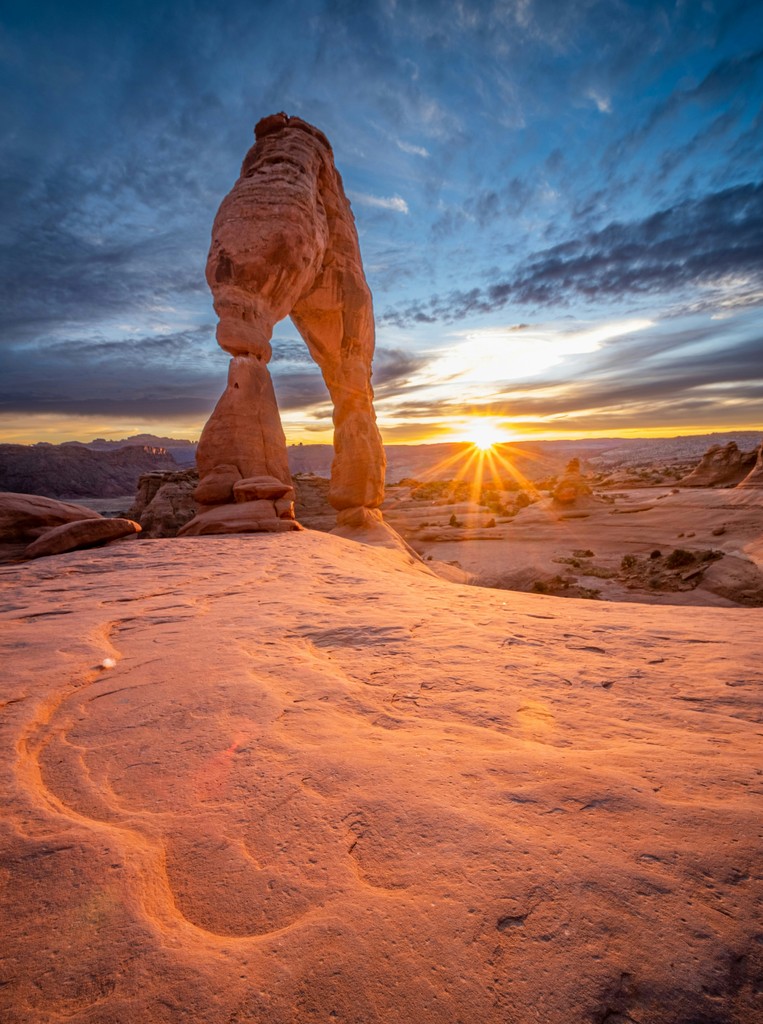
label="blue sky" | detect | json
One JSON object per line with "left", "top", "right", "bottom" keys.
{"left": 1, "top": 0, "right": 761, "bottom": 443}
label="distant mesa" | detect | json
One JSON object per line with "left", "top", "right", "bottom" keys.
{"left": 0, "top": 441, "right": 179, "bottom": 498}
{"left": 183, "top": 112, "right": 389, "bottom": 542}
{"left": 679, "top": 441, "right": 760, "bottom": 488}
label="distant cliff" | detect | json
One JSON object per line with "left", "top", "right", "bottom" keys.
{"left": 0, "top": 443, "right": 180, "bottom": 498}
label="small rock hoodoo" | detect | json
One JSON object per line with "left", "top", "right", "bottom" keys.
{"left": 181, "top": 113, "right": 386, "bottom": 536}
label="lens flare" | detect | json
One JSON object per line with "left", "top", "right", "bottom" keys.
{"left": 467, "top": 420, "right": 504, "bottom": 450}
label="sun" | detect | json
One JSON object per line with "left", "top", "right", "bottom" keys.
{"left": 466, "top": 419, "right": 504, "bottom": 451}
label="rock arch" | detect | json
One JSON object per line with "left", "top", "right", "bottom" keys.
{"left": 183, "top": 113, "right": 386, "bottom": 535}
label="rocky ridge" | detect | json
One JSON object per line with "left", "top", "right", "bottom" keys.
{"left": 0, "top": 443, "right": 179, "bottom": 498}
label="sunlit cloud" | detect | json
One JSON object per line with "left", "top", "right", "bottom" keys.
{"left": 415, "top": 318, "right": 654, "bottom": 388}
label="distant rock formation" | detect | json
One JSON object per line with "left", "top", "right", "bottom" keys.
{"left": 187, "top": 112, "right": 385, "bottom": 537}
{"left": 679, "top": 442, "right": 757, "bottom": 488}
{"left": 76, "top": 435, "right": 198, "bottom": 468}
{"left": 0, "top": 443, "right": 179, "bottom": 498}
{"left": 129, "top": 469, "right": 199, "bottom": 537}
{"left": 552, "top": 458, "right": 593, "bottom": 505}
{"left": 737, "top": 441, "right": 763, "bottom": 488}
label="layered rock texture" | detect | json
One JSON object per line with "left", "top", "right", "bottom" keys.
{"left": 129, "top": 469, "right": 200, "bottom": 537}
{"left": 737, "top": 441, "right": 763, "bottom": 488}
{"left": 186, "top": 112, "right": 385, "bottom": 537}
{"left": 0, "top": 492, "right": 101, "bottom": 542}
{"left": 679, "top": 441, "right": 757, "bottom": 487}
{"left": 0, "top": 492, "right": 139, "bottom": 561}
{"left": 24, "top": 518, "right": 140, "bottom": 559}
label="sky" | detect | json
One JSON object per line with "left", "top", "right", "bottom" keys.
{"left": 1, "top": 0, "right": 762, "bottom": 445}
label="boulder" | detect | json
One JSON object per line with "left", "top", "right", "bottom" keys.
{"left": 233, "top": 475, "right": 295, "bottom": 502}
{"left": 193, "top": 464, "right": 241, "bottom": 505}
{"left": 679, "top": 442, "right": 756, "bottom": 487}
{"left": 177, "top": 500, "right": 302, "bottom": 537}
{"left": 0, "top": 492, "right": 101, "bottom": 542}
{"left": 24, "top": 518, "right": 141, "bottom": 559}
{"left": 274, "top": 496, "right": 296, "bottom": 520}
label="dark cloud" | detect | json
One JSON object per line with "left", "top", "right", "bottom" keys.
{"left": 270, "top": 338, "right": 316, "bottom": 365}
{"left": 383, "top": 183, "right": 763, "bottom": 326}
{"left": 0, "top": 325, "right": 221, "bottom": 418}
{"left": 372, "top": 346, "right": 428, "bottom": 388}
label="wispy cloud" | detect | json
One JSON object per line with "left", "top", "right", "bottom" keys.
{"left": 349, "top": 191, "right": 410, "bottom": 214}
{"left": 586, "top": 88, "right": 612, "bottom": 114}
{"left": 396, "top": 139, "right": 430, "bottom": 158}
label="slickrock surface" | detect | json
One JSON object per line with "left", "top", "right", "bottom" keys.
{"left": 386, "top": 486, "right": 763, "bottom": 607}
{"left": 1, "top": 533, "right": 760, "bottom": 1023}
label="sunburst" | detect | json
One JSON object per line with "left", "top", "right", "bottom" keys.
{"left": 466, "top": 419, "right": 505, "bottom": 451}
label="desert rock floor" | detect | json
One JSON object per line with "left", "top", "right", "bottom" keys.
{"left": 384, "top": 487, "right": 763, "bottom": 607}
{"left": 1, "top": 532, "right": 761, "bottom": 1023}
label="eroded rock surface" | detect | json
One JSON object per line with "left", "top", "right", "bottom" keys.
{"left": 25, "top": 518, "right": 141, "bottom": 559}
{"left": 0, "top": 492, "right": 101, "bottom": 542}
{"left": 187, "top": 113, "right": 386, "bottom": 537}
{"left": 738, "top": 441, "right": 763, "bottom": 488}
{"left": 679, "top": 442, "right": 756, "bottom": 487}
{"left": 178, "top": 501, "right": 301, "bottom": 536}
{"left": 129, "top": 469, "right": 199, "bottom": 537}
{"left": 552, "top": 457, "right": 593, "bottom": 505}
{"left": 1, "top": 534, "right": 760, "bottom": 1022}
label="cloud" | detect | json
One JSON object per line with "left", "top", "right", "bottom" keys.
{"left": 604, "top": 47, "right": 763, "bottom": 169}
{"left": 586, "top": 89, "right": 612, "bottom": 114}
{"left": 349, "top": 191, "right": 410, "bottom": 214}
{"left": 0, "top": 325, "right": 221, "bottom": 419}
{"left": 383, "top": 182, "right": 763, "bottom": 325}
{"left": 396, "top": 139, "right": 430, "bottom": 158}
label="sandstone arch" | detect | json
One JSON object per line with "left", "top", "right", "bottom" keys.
{"left": 184, "top": 113, "right": 386, "bottom": 535}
